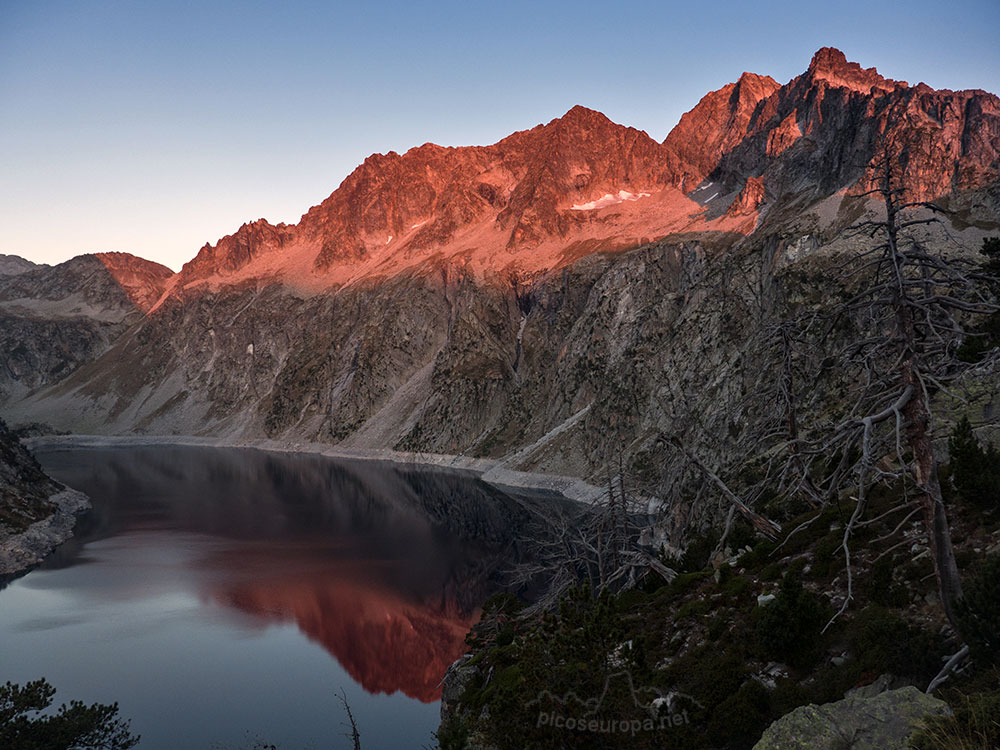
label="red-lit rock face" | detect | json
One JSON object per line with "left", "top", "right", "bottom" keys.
{"left": 297, "top": 105, "right": 684, "bottom": 267}
{"left": 663, "top": 71, "right": 781, "bottom": 190}
{"left": 704, "top": 48, "right": 1000, "bottom": 204}
{"left": 729, "top": 176, "right": 765, "bottom": 217}
{"left": 94, "top": 252, "right": 173, "bottom": 312}
{"left": 158, "top": 107, "right": 737, "bottom": 299}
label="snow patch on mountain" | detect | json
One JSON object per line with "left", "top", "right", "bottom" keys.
{"left": 570, "top": 190, "right": 651, "bottom": 211}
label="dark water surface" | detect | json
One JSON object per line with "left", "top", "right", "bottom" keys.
{"left": 0, "top": 445, "right": 521, "bottom": 749}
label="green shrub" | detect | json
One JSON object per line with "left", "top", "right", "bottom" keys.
{"left": 956, "top": 556, "right": 1000, "bottom": 668}
{"left": 435, "top": 713, "right": 471, "bottom": 750}
{"left": 740, "top": 538, "right": 776, "bottom": 569}
{"left": 811, "top": 532, "right": 845, "bottom": 579}
{"left": 708, "top": 679, "right": 772, "bottom": 749}
{"left": 681, "top": 646, "right": 749, "bottom": 712}
{"left": 948, "top": 417, "right": 1000, "bottom": 511}
{"left": 760, "top": 562, "right": 783, "bottom": 581}
{"left": 728, "top": 521, "right": 757, "bottom": 552}
{"left": 657, "top": 571, "right": 711, "bottom": 602}
{"left": 868, "top": 556, "right": 910, "bottom": 607}
{"left": 480, "top": 591, "right": 525, "bottom": 617}
{"left": 616, "top": 587, "right": 649, "bottom": 611}
{"left": 755, "top": 574, "right": 829, "bottom": 669}
{"left": 707, "top": 615, "right": 729, "bottom": 641}
{"left": 956, "top": 313, "right": 1000, "bottom": 363}
{"left": 770, "top": 677, "right": 810, "bottom": 717}
{"left": 676, "top": 598, "right": 711, "bottom": 620}
{"left": 0, "top": 679, "right": 139, "bottom": 750}
{"left": 681, "top": 528, "right": 721, "bottom": 572}
{"left": 716, "top": 562, "right": 733, "bottom": 586}
{"left": 849, "top": 606, "right": 944, "bottom": 680}
{"left": 724, "top": 574, "right": 752, "bottom": 600}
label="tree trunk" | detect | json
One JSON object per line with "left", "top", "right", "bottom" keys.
{"left": 884, "top": 172, "right": 964, "bottom": 628}
{"left": 901, "top": 361, "right": 964, "bottom": 628}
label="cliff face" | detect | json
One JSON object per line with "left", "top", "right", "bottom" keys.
{"left": 3, "top": 48, "right": 999, "bottom": 498}
{"left": 94, "top": 252, "right": 174, "bottom": 312}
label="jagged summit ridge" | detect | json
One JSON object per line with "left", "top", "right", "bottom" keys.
{"left": 71, "top": 48, "right": 1000, "bottom": 306}
{"left": 662, "top": 46, "right": 999, "bottom": 213}
{"left": 805, "top": 46, "right": 902, "bottom": 92}
{"left": 165, "top": 104, "right": 705, "bottom": 296}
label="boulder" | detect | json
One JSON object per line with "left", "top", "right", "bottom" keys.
{"left": 753, "top": 685, "right": 950, "bottom": 750}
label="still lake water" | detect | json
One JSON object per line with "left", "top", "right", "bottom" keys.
{"left": 0, "top": 445, "right": 522, "bottom": 749}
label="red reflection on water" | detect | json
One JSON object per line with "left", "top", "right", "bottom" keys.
{"left": 208, "top": 550, "right": 479, "bottom": 702}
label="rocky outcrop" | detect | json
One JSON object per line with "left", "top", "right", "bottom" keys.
{"left": 729, "top": 175, "right": 766, "bottom": 216}
{"left": 441, "top": 655, "right": 480, "bottom": 719}
{"left": 0, "top": 417, "right": 89, "bottom": 579}
{"left": 753, "top": 684, "right": 951, "bottom": 750}
{"left": 0, "top": 488, "right": 89, "bottom": 579}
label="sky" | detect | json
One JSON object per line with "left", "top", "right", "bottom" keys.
{"left": 2, "top": 0, "right": 999, "bottom": 271}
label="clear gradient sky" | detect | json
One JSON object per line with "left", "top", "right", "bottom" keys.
{"left": 3, "top": 0, "right": 999, "bottom": 271}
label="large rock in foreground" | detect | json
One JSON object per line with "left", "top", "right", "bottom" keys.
{"left": 753, "top": 685, "right": 950, "bottom": 750}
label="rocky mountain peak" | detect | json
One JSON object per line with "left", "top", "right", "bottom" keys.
{"left": 663, "top": 72, "right": 780, "bottom": 189}
{"left": 670, "top": 47, "right": 998, "bottom": 206}
{"left": 735, "top": 71, "right": 781, "bottom": 104}
{"left": 546, "top": 104, "right": 617, "bottom": 134}
{"left": 804, "top": 46, "right": 901, "bottom": 92}
{"left": 289, "top": 104, "right": 687, "bottom": 274}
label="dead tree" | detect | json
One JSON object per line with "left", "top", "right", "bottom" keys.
{"left": 509, "top": 475, "right": 675, "bottom": 611}
{"left": 776, "top": 142, "right": 1000, "bottom": 630}
{"left": 336, "top": 688, "right": 362, "bottom": 750}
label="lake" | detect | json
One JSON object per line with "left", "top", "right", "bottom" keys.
{"left": 0, "top": 445, "right": 531, "bottom": 749}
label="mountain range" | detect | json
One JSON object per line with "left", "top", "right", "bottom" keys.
{"left": 2, "top": 47, "right": 998, "bottom": 496}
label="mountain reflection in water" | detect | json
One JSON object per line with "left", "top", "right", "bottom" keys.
{"left": 209, "top": 552, "right": 477, "bottom": 702}
{"left": 34, "top": 445, "right": 527, "bottom": 703}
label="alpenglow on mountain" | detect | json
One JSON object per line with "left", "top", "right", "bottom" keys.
{"left": 2, "top": 47, "right": 998, "bottom": 503}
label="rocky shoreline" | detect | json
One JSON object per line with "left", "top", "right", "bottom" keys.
{"left": 24, "top": 433, "right": 605, "bottom": 504}
{"left": 0, "top": 487, "right": 90, "bottom": 581}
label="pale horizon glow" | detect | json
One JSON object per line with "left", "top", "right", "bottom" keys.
{"left": 2, "top": 0, "right": 998, "bottom": 271}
